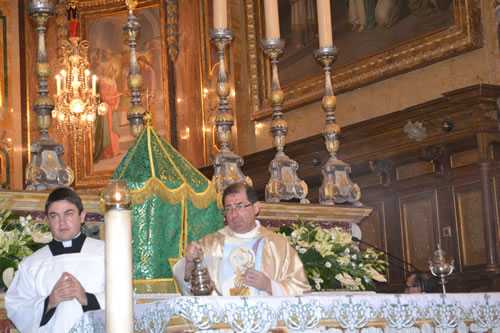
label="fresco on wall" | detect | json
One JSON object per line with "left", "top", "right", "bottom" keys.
{"left": 278, "top": 0, "right": 454, "bottom": 86}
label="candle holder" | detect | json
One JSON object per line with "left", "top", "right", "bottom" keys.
{"left": 429, "top": 243, "right": 455, "bottom": 294}
{"left": 123, "top": 4, "right": 144, "bottom": 137}
{"left": 25, "top": 0, "right": 74, "bottom": 191}
{"left": 209, "top": 28, "right": 252, "bottom": 193}
{"left": 103, "top": 179, "right": 132, "bottom": 209}
{"left": 261, "top": 39, "right": 308, "bottom": 203}
{"left": 314, "top": 46, "right": 361, "bottom": 206}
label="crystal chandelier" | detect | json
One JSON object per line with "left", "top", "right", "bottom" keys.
{"left": 53, "top": 32, "right": 106, "bottom": 140}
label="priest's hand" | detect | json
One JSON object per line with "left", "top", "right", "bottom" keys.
{"left": 184, "top": 241, "right": 203, "bottom": 282}
{"left": 47, "top": 272, "right": 88, "bottom": 311}
{"left": 243, "top": 268, "right": 272, "bottom": 294}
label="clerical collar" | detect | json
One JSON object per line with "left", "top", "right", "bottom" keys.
{"left": 233, "top": 220, "right": 260, "bottom": 239}
{"left": 49, "top": 233, "right": 86, "bottom": 256}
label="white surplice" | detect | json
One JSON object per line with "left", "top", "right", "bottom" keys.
{"left": 5, "top": 237, "right": 105, "bottom": 333}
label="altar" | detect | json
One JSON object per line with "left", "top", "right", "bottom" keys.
{"left": 69, "top": 293, "right": 500, "bottom": 332}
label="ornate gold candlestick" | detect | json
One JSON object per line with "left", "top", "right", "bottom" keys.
{"left": 123, "top": 1, "right": 144, "bottom": 137}
{"left": 25, "top": 0, "right": 74, "bottom": 190}
{"left": 261, "top": 39, "right": 308, "bottom": 203}
{"left": 315, "top": 46, "right": 361, "bottom": 206}
{"left": 429, "top": 243, "right": 454, "bottom": 294}
{"left": 209, "top": 28, "right": 251, "bottom": 193}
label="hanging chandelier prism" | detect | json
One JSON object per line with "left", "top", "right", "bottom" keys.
{"left": 53, "top": 36, "right": 106, "bottom": 141}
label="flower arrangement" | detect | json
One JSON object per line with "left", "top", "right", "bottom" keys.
{"left": 280, "top": 217, "right": 388, "bottom": 291}
{"left": 0, "top": 205, "right": 52, "bottom": 290}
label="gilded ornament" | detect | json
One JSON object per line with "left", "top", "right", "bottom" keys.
{"left": 325, "top": 140, "right": 340, "bottom": 154}
{"left": 218, "top": 129, "right": 231, "bottom": 144}
{"left": 143, "top": 111, "right": 153, "bottom": 125}
{"left": 270, "top": 89, "right": 284, "bottom": 105}
{"left": 215, "top": 111, "right": 233, "bottom": 123}
{"left": 127, "top": 104, "right": 144, "bottom": 116}
{"left": 322, "top": 95, "right": 337, "bottom": 111}
{"left": 128, "top": 73, "right": 143, "bottom": 90}
{"left": 270, "top": 118, "right": 287, "bottom": 130}
{"left": 35, "top": 62, "right": 51, "bottom": 78}
{"left": 125, "top": 0, "right": 138, "bottom": 11}
{"left": 353, "top": 184, "right": 361, "bottom": 201}
{"left": 126, "top": 29, "right": 138, "bottom": 40}
{"left": 216, "top": 81, "right": 230, "bottom": 97}
{"left": 63, "top": 168, "right": 75, "bottom": 186}
{"left": 324, "top": 123, "right": 340, "bottom": 136}
{"left": 25, "top": 164, "right": 40, "bottom": 185}
{"left": 32, "top": 14, "right": 51, "bottom": 26}
{"left": 36, "top": 115, "right": 52, "bottom": 131}
{"left": 66, "top": 0, "right": 78, "bottom": 10}
{"left": 130, "top": 123, "right": 144, "bottom": 137}
{"left": 273, "top": 135, "right": 286, "bottom": 148}
{"left": 34, "top": 95, "right": 54, "bottom": 107}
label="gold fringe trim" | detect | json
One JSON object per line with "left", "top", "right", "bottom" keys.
{"left": 116, "top": 126, "right": 222, "bottom": 209}
{"left": 129, "top": 177, "right": 220, "bottom": 209}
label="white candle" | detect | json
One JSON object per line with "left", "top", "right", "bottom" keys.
{"left": 105, "top": 208, "right": 134, "bottom": 333}
{"left": 264, "top": 0, "right": 280, "bottom": 39}
{"left": 55, "top": 75, "right": 61, "bottom": 95}
{"left": 213, "top": 0, "right": 227, "bottom": 29}
{"left": 92, "top": 74, "right": 97, "bottom": 96}
{"left": 317, "top": 0, "right": 333, "bottom": 47}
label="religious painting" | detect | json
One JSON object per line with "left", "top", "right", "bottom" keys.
{"left": 74, "top": 1, "right": 170, "bottom": 188}
{"left": 247, "top": 0, "right": 483, "bottom": 119}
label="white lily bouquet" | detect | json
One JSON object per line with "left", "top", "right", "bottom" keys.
{"left": 0, "top": 205, "right": 52, "bottom": 290}
{"left": 280, "top": 217, "right": 388, "bottom": 291}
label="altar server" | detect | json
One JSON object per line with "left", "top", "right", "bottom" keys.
{"left": 174, "top": 183, "right": 311, "bottom": 296}
{"left": 5, "top": 188, "right": 105, "bottom": 333}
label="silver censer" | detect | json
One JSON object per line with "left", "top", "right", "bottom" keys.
{"left": 190, "top": 257, "right": 214, "bottom": 296}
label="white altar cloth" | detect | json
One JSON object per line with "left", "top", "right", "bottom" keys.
{"left": 70, "top": 292, "right": 500, "bottom": 332}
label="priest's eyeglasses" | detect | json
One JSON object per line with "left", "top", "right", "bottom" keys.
{"left": 223, "top": 203, "right": 252, "bottom": 215}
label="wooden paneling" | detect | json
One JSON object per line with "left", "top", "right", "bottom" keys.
{"left": 450, "top": 150, "right": 479, "bottom": 169}
{"left": 396, "top": 161, "right": 435, "bottom": 180}
{"left": 358, "top": 202, "right": 385, "bottom": 251}
{"left": 453, "top": 182, "right": 487, "bottom": 268}
{"left": 400, "top": 191, "right": 439, "bottom": 271}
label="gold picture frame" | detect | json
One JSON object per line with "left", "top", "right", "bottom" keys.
{"left": 73, "top": 0, "right": 170, "bottom": 188}
{"left": 247, "top": 0, "right": 483, "bottom": 120}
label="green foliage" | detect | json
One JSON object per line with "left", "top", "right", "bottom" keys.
{"left": 280, "top": 216, "right": 388, "bottom": 291}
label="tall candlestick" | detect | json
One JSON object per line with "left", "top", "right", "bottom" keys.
{"left": 213, "top": 0, "right": 227, "bottom": 29}
{"left": 317, "top": 0, "right": 333, "bottom": 47}
{"left": 264, "top": 0, "right": 280, "bottom": 39}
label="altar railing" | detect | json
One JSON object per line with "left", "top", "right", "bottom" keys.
{"left": 70, "top": 293, "right": 500, "bottom": 332}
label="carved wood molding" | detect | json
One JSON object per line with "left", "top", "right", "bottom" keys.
{"left": 423, "top": 146, "right": 445, "bottom": 177}
{"left": 369, "top": 160, "right": 394, "bottom": 188}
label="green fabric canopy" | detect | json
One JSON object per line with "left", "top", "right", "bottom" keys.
{"left": 110, "top": 125, "right": 224, "bottom": 292}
